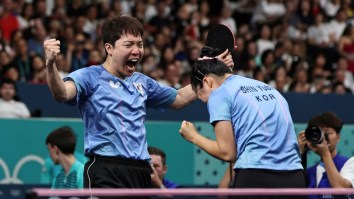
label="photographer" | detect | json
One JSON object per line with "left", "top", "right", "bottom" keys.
{"left": 298, "top": 112, "right": 354, "bottom": 196}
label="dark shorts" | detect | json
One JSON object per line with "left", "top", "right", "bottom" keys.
{"left": 84, "top": 155, "right": 152, "bottom": 199}
{"left": 229, "top": 169, "right": 307, "bottom": 199}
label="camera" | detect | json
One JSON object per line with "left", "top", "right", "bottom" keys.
{"left": 304, "top": 126, "right": 328, "bottom": 144}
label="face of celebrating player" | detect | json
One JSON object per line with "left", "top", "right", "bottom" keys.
{"left": 105, "top": 33, "right": 144, "bottom": 79}
{"left": 196, "top": 76, "right": 214, "bottom": 103}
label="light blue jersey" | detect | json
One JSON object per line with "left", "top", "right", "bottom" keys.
{"left": 63, "top": 65, "right": 177, "bottom": 160}
{"left": 208, "top": 75, "right": 302, "bottom": 171}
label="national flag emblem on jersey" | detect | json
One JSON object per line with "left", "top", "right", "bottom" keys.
{"left": 133, "top": 82, "right": 145, "bottom": 95}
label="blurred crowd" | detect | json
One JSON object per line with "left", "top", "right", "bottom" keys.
{"left": 1, "top": 0, "right": 354, "bottom": 95}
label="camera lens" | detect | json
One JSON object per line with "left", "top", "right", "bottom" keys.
{"left": 304, "top": 126, "right": 323, "bottom": 144}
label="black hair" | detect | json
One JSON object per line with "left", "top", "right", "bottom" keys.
{"left": 0, "top": 78, "right": 17, "bottom": 91}
{"left": 45, "top": 126, "right": 77, "bottom": 154}
{"left": 260, "top": 49, "right": 274, "bottom": 65}
{"left": 307, "top": 112, "right": 344, "bottom": 134}
{"left": 102, "top": 14, "right": 144, "bottom": 52}
{"left": 148, "top": 146, "right": 166, "bottom": 166}
{"left": 191, "top": 56, "right": 232, "bottom": 91}
{"left": 200, "top": 46, "right": 219, "bottom": 57}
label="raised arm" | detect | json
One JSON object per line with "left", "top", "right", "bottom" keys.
{"left": 170, "top": 49, "right": 234, "bottom": 109}
{"left": 170, "top": 85, "right": 197, "bottom": 109}
{"left": 179, "top": 120, "right": 236, "bottom": 162}
{"left": 44, "top": 39, "right": 76, "bottom": 102}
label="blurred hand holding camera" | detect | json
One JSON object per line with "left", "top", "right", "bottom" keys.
{"left": 307, "top": 137, "right": 331, "bottom": 158}
{"left": 298, "top": 126, "right": 331, "bottom": 157}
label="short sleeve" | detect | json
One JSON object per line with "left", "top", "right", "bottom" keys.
{"left": 207, "top": 88, "right": 232, "bottom": 124}
{"left": 63, "top": 68, "right": 93, "bottom": 106}
{"left": 145, "top": 76, "right": 177, "bottom": 109}
{"left": 340, "top": 157, "right": 354, "bottom": 187}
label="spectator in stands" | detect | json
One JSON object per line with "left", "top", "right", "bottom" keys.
{"left": 332, "top": 67, "right": 353, "bottom": 94}
{"left": 13, "top": 38, "right": 33, "bottom": 82}
{"left": 251, "top": 0, "right": 286, "bottom": 25}
{"left": 0, "top": 0, "right": 20, "bottom": 43}
{"left": 158, "top": 62, "right": 182, "bottom": 89}
{"left": 45, "top": 126, "right": 84, "bottom": 189}
{"left": 307, "top": 12, "right": 329, "bottom": 48}
{"left": 297, "top": 112, "right": 354, "bottom": 199}
{"left": 319, "top": 81, "right": 333, "bottom": 94}
{"left": 268, "top": 66, "right": 290, "bottom": 92}
{"left": 260, "top": 49, "right": 276, "bottom": 80}
{"left": 1, "top": 64, "right": 20, "bottom": 82}
{"left": 148, "top": 146, "right": 180, "bottom": 189}
{"left": 27, "top": 19, "right": 47, "bottom": 57}
{"left": 335, "top": 56, "right": 354, "bottom": 93}
{"left": 327, "top": 8, "right": 347, "bottom": 44}
{"left": 66, "top": 32, "right": 90, "bottom": 72}
{"left": 332, "top": 82, "right": 350, "bottom": 94}
{"left": 31, "top": 54, "right": 46, "bottom": 84}
{"left": 0, "top": 78, "right": 30, "bottom": 118}
{"left": 0, "top": 50, "right": 12, "bottom": 74}
{"left": 256, "top": 24, "right": 275, "bottom": 58}
{"left": 54, "top": 53, "right": 70, "bottom": 79}
{"left": 1, "top": 0, "right": 353, "bottom": 99}
{"left": 220, "top": 1, "right": 237, "bottom": 35}
{"left": 180, "top": 71, "right": 191, "bottom": 88}
{"left": 320, "top": 0, "right": 341, "bottom": 19}
{"left": 338, "top": 23, "right": 354, "bottom": 73}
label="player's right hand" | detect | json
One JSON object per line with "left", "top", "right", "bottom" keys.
{"left": 44, "top": 39, "right": 60, "bottom": 64}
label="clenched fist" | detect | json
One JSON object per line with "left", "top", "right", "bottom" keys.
{"left": 43, "top": 39, "right": 61, "bottom": 65}
{"left": 179, "top": 120, "right": 198, "bottom": 143}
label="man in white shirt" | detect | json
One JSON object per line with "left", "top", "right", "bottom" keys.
{"left": 0, "top": 79, "right": 30, "bottom": 118}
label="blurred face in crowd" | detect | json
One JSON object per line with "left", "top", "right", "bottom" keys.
{"left": 0, "top": 82, "right": 16, "bottom": 101}
{"left": 247, "top": 42, "right": 257, "bottom": 57}
{"left": 333, "top": 84, "right": 346, "bottom": 95}
{"left": 3, "top": 67, "right": 19, "bottom": 82}
{"left": 0, "top": 50, "right": 11, "bottom": 67}
{"left": 150, "top": 154, "right": 167, "bottom": 180}
{"left": 260, "top": 25, "right": 271, "bottom": 40}
{"left": 165, "top": 62, "right": 181, "bottom": 86}
{"left": 55, "top": 53, "right": 68, "bottom": 71}
{"left": 74, "top": 33, "right": 87, "bottom": 52}
{"left": 106, "top": 33, "right": 144, "bottom": 78}
{"left": 32, "top": 56, "right": 45, "bottom": 71}
{"left": 337, "top": 58, "right": 348, "bottom": 70}
{"left": 315, "top": 54, "right": 326, "bottom": 68}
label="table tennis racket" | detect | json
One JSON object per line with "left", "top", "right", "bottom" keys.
{"left": 202, "top": 24, "right": 235, "bottom": 57}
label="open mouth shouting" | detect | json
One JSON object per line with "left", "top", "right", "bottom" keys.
{"left": 126, "top": 58, "right": 139, "bottom": 68}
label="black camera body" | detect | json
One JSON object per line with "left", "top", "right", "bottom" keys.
{"left": 304, "top": 126, "right": 329, "bottom": 144}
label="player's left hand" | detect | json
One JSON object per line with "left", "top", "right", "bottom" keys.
{"left": 216, "top": 49, "right": 234, "bottom": 68}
